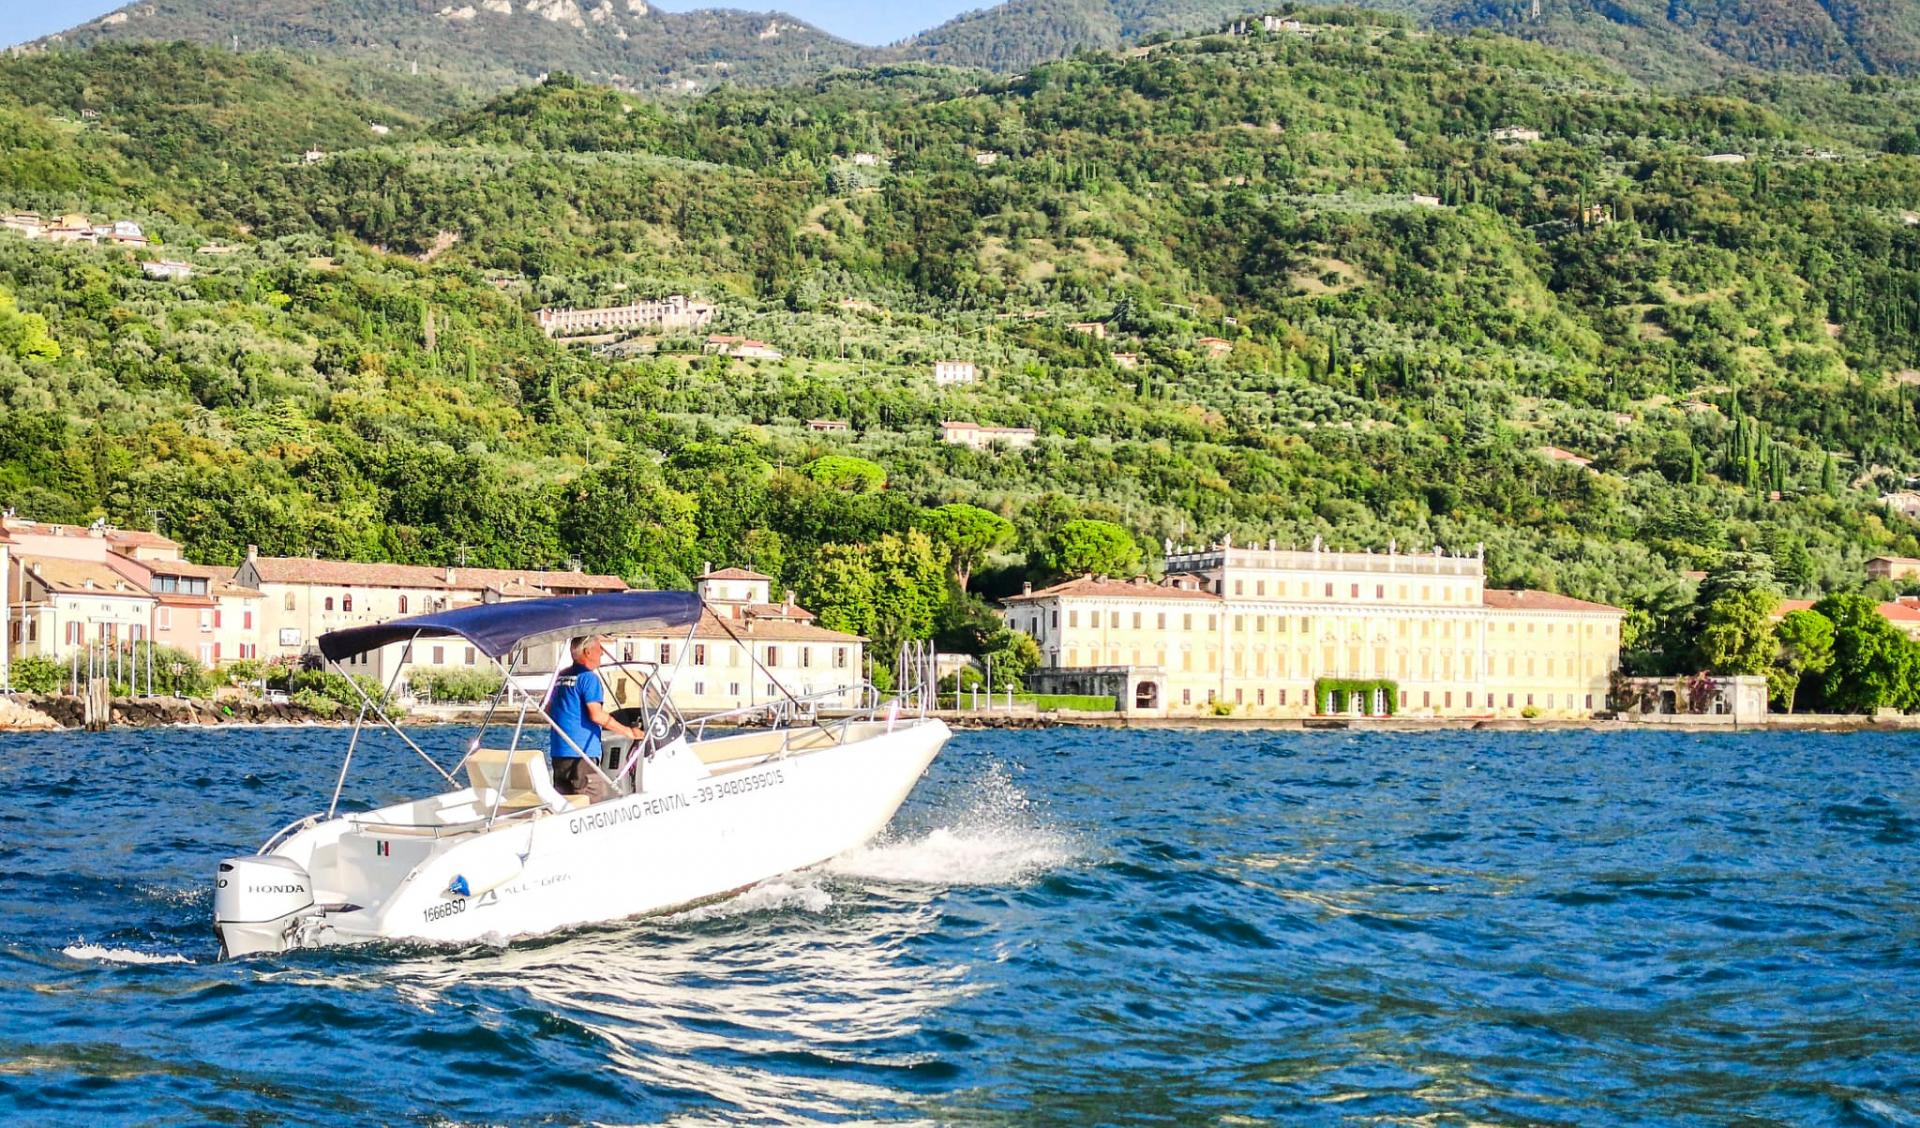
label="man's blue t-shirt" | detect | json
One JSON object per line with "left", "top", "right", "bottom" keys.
{"left": 547, "top": 665, "right": 604, "bottom": 761}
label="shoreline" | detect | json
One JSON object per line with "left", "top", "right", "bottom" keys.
{"left": 3, "top": 693, "right": 1916, "bottom": 734}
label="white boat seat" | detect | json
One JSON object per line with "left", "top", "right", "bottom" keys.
{"left": 464, "top": 747, "right": 587, "bottom": 812}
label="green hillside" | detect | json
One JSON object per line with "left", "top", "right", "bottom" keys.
{"left": 6, "top": 20, "right": 1920, "bottom": 691}
{"left": 38, "top": 0, "right": 871, "bottom": 94}
{"left": 38, "top": 0, "right": 1920, "bottom": 87}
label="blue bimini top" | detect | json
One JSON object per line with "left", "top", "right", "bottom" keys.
{"left": 316, "top": 590, "right": 701, "bottom": 664}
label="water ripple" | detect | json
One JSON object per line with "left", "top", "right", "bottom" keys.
{"left": 0, "top": 728, "right": 1916, "bottom": 1123}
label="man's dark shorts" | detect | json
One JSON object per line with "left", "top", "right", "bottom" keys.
{"left": 551, "top": 756, "right": 612, "bottom": 803}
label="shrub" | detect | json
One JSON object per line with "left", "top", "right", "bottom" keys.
{"left": 410, "top": 667, "right": 505, "bottom": 703}
{"left": 8, "top": 656, "right": 64, "bottom": 694}
{"left": 1521, "top": 704, "right": 1542, "bottom": 719}
{"left": 290, "top": 669, "right": 393, "bottom": 714}
{"left": 290, "top": 687, "right": 342, "bottom": 718}
{"left": 1313, "top": 678, "right": 1399, "bottom": 716}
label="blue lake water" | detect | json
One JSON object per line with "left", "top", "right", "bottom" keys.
{"left": 0, "top": 726, "right": 1916, "bottom": 1125}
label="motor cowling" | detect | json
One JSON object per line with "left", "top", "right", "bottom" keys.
{"left": 214, "top": 855, "right": 314, "bottom": 925}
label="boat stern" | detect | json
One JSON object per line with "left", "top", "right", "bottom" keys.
{"left": 213, "top": 855, "right": 320, "bottom": 958}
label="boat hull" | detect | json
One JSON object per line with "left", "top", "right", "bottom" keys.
{"left": 219, "top": 718, "right": 949, "bottom": 956}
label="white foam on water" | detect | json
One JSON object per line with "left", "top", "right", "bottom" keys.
{"left": 62, "top": 944, "right": 193, "bottom": 965}
{"left": 671, "top": 878, "right": 834, "bottom": 923}
{"left": 826, "top": 760, "right": 1077, "bottom": 887}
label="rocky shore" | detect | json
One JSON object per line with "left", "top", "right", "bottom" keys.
{"left": 1, "top": 694, "right": 333, "bottom": 730}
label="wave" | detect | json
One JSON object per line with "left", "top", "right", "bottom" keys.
{"left": 669, "top": 877, "right": 835, "bottom": 922}
{"left": 61, "top": 943, "right": 193, "bottom": 965}
{"left": 827, "top": 760, "right": 1077, "bottom": 886}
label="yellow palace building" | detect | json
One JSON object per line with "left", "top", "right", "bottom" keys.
{"left": 1003, "top": 538, "right": 1624, "bottom": 719}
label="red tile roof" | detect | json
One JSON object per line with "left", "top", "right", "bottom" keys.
{"left": 701, "top": 567, "right": 773, "bottom": 582}
{"left": 18, "top": 556, "right": 151, "bottom": 597}
{"left": 1482, "top": 589, "right": 1623, "bottom": 613}
{"left": 243, "top": 556, "right": 625, "bottom": 593}
{"left": 1776, "top": 598, "right": 1920, "bottom": 622}
{"left": 1005, "top": 575, "right": 1221, "bottom": 603}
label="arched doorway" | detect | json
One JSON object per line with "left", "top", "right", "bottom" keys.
{"left": 1134, "top": 681, "right": 1159, "bottom": 710}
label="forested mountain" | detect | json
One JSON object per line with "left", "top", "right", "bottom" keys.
{"left": 36, "top": 0, "right": 869, "bottom": 93}
{"left": 35, "top": 0, "right": 1920, "bottom": 85}
{"left": 6, "top": 17, "right": 1920, "bottom": 687}
{"left": 895, "top": 0, "right": 1258, "bottom": 71}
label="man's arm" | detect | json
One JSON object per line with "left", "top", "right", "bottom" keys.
{"left": 587, "top": 700, "right": 639, "bottom": 741}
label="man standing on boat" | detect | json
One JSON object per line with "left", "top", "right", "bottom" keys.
{"left": 545, "top": 635, "right": 639, "bottom": 804}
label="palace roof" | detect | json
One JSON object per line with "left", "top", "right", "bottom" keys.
{"left": 1481, "top": 590, "right": 1623, "bottom": 613}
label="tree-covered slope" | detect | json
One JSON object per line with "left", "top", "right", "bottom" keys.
{"left": 38, "top": 0, "right": 869, "bottom": 93}
{"left": 36, "top": 0, "right": 1920, "bottom": 87}
{"left": 6, "top": 23, "right": 1920, "bottom": 682}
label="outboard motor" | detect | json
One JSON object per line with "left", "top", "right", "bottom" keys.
{"left": 213, "top": 855, "right": 315, "bottom": 958}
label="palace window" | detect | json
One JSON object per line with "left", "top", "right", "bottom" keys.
{"left": 1376, "top": 585, "right": 1384, "bottom": 599}
{"left": 1325, "top": 583, "right": 1334, "bottom": 598}
{"left": 343, "top": 595, "right": 354, "bottom": 613}
{"left": 398, "top": 596, "right": 408, "bottom": 614}
{"left": 659, "top": 643, "right": 673, "bottom": 665}
{"left": 1182, "top": 689, "right": 1192, "bottom": 705}
{"left": 766, "top": 646, "right": 780, "bottom": 667}
{"left": 1234, "top": 580, "right": 1243, "bottom": 595}
{"left": 1068, "top": 611, "right": 1079, "bottom": 628}
{"left": 1256, "top": 581, "right": 1265, "bottom": 596}
{"left": 1157, "top": 613, "right": 1167, "bottom": 629}
{"left": 1183, "top": 614, "right": 1193, "bottom": 630}
{"left": 1133, "top": 612, "right": 1142, "bottom": 629}
{"left": 465, "top": 648, "right": 476, "bottom": 666}
{"left": 1257, "top": 689, "right": 1266, "bottom": 706}
{"left": 695, "top": 644, "right": 708, "bottom": 666}
{"left": 1111, "top": 612, "right": 1121, "bottom": 628}
{"left": 1351, "top": 584, "right": 1360, "bottom": 598}
{"left": 284, "top": 593, "right": 296, "bottom": 611}
{"left": 324, "top": 597, "right": 334, "bottom": 611}
{"left": 432, "top": 646, "right": 445, "bottom": 664}
{"left": 1208, "top": 616, "right": 1218, "bottom": 631}
{"left": 1235, "top": 688, "right": 1243, "bottom": 704}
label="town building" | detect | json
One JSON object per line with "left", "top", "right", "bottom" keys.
{"left": 1491, "top": 126, "right": 1542, "bottom": 143}
{"left": 141, "top": 260, "right": 194, "bottom": 281}
{"left": 2, "top": 518, "right": 184, "bottom": 661}
{"left": 1112, "top": 352, "right": 1140, "bottom": 369}
{"left": 806, "top": 419, "right": 851, "bottom": 433}
{"left": 2, "top": 212, "right": 45, "bottom": 239}
{"left": 536, "top": 295, "right": 715, "bottom": 337}
{"left": 1195, "top": 336, "right": 1232, "bottom": 360}
{"left": 1880, "top": 492, "right": 1920, "bottom": 520}
{"left": 1003, "top": 540, "right": 1624, "bottom": 719}
{"left": 941, "top": 421, "right": 1037, "bottom": 450}
{"left": 0, "top": 526, "right": 9, "bottom": 688}
{"left": 933, "top": 360, "right": 978, "bottom": 386}
{"left": 136, "top": 559, "right": 265, "bottom": 667}
{"left": 602, "top": 567, "right": 866, "bottom": 714}
{"left": 1868, "top": 556, "right": 1920, "bottom": 581}
{"left": 703, "top": 334, "right": 784, "bottom": 360}
{"left": 9, "top": 555, "right": 156, "bottom": 658}
{"left": 1068, "top": 321, "right": 1108, "bottom": 340}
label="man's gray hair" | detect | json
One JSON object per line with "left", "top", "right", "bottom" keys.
{"left": 569, "top": 635, "right": 607, "bottom": 659}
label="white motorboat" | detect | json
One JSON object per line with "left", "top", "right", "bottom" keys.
{"left": 214, "top": 591, "right": 950, "bottom": 957}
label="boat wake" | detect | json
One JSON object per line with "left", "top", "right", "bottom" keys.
{"left": 827, "top": 760, "right": 1077, "bottom": 886}
{"left": 61, "top": 943, "right": 194, "bottom": 965}
{"left": 669, "top": 877, "right": 836, "bottom": 922}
